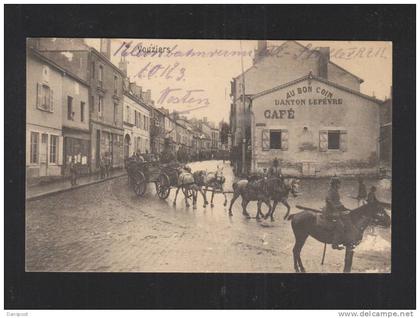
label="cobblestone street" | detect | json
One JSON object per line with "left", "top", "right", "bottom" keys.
{"left": 26, "top": 160, "right": 391, "bottom": 273}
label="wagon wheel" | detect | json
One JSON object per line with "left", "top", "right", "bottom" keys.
{"left": 133, "top": 171, "right": 147, "bottom": 196}
{"left": 156, "top": 173, "right": 171, "bottom": 199}
{"left": 182, "top": 186, "right": 194, "bottom": 199}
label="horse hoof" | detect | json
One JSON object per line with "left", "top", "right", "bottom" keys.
{"left": 193, "top": 205, "right": 197, "bottom": 210}
{"left": 211, "top": 204, "right": 214, "bottom": 208}
{"left": 270, "top": 217, "right": 275, "bottom": 222}
{"left": 173, "top": 202, "right": 176, "bottom": 206}
{"left": 186, "top": 204, "right": 190, "bottom": 208}
{"left": 223, "top": 202, "right": 227, "bottom": 207}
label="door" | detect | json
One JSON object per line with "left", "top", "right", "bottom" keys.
{"left": 124, "top": 134, "right": 131, "bottom": 160}
{"left": 39, "top": 133, "right": 49, "bottom": 176}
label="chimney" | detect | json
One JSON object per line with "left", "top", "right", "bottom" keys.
{"left": 100, "top": 38, "right": 111, "bottom": 60}
{"left": 142, "top": 89, "right": 151, "bottom": 104}
{"left": 318, "top": 47, "right": 330, "bottom": 79}
{"left": 253, "top": 40, "right": 268, "bottom": 64}
{"left": 119, "top": 55, "right": 128, "bottom": 76}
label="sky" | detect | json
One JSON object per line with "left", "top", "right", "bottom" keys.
{"left": 86, "top": 39, "right": 392, "bottom": 124}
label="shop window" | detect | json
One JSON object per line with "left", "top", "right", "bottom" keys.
{"left": 50, "top": 135, "right": 58, "bottom": 163}
{"left": 30, "top": 132, "right": 39, "bottom": 163}
{"left": 319, "top": 130, "right": 347, "bottom": 152}
{"left": 36, "top": 83, "right": 53, "bottom": 112}
{"left": 67, "top": 96, "right": 74, "bottom": 120}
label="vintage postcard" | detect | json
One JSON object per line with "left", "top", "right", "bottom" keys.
{"left": 25, "top": 38, "right": 392, "bottom": 273}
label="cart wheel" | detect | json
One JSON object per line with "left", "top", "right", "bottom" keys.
{"left": 182, "top": 186, "right": 194, "bottom": 198}
{"left": 157, "top": 174, "right": 171, "bottom": 199}
{"left": 133, "top": 171, "right": 147, "bottom": 196}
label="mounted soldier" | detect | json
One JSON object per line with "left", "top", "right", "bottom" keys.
{"left": 324, "top": 176, "right": 351, "bottom": 250}
{"left": 268, "top": 158, "right": 283, "bottom": 179}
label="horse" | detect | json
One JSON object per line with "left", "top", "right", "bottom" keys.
{"left": 264, "top": 178, "right": 300, "bottom": 221}
{"left": 173, "top": 167, "right": 207, "bottom": 209}
{"left": 287, "top": 201, "right": 391, "bottom": 273}
{"left": 228, "top": 177, "right": 284, "bottom": 219}
{"left": 193, "top": 165, "right": 227, "bottom": 208}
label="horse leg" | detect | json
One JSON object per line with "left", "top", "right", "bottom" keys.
{"left": 210, "top": 190, "right": 215, "bottom": 208}
{"left": 256, "top": 200, "right": 262, "bottom": 219}
{"left": 293, "top": 233, "right": 309, "bottom": 273}
{"left": 268, "top": 200, "right": 278, "bottom": 221}
{"left": 221, "top": 185, "right": 227, "bottom": 206}
{"left": 228, "top": 192, "right": 240, "bottom": 216}
{"left": 242, "top": 199, "right": 251, "bottom": 218}
{"left": 184, "top": 186, "right": 190, "bottom": 208}
{"left": 199, "top": 187, "right": 208, "bottom": 207}
{"left": 192, "top": 186, "right": 197, "bottom": 210}
{"left": 343, "top": 246, "right": 354, "bottom": 273}
{"left": 282, "top": 200, "right": 291, "bottom": 220}
{"left": 173, "top": 186, "right": 180, "bottom": 205}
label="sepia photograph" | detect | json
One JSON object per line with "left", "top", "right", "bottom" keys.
{"left": 24, "top": 38, "right": 393, "bottom": 274}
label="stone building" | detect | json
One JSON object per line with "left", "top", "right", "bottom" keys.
{"left": 230, "top": 40, "right": 382, "bottom": 176}
{"left": 33, "top": 38, "right": 125, "bottom": 172}
{"left": 26, "top": 48, "right": 64, "bottom": 180}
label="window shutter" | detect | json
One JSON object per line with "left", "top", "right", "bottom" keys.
{"left": 340, "top": 130, "right": 348, "bottom": 152}
{"left": 319, "top": 130, "right": 328, "bottom": 152}
{"left": 281, "top": 130, "right": 289, "bottom": 150}
{"left": 57, "top": 136, "right": 63, "bottom": 165}
{"left": 262, "top": 129, "right": 270, "bottom": 151}
{"left": 50, "top": 89, "right": 54, "bottom": 112}
{"left": 36, "top": 83, "right": 42, "bottom": 108}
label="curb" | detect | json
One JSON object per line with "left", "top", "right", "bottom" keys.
{"left": 26, "top": 173, "right": 127, "bottom": 202}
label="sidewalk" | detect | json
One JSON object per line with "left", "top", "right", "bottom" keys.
{"left": 26, "top": 169, "right": 127, "bottom": 201}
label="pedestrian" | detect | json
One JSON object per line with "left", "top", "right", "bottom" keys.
{"left": 367, "top": 186, "right": 379, "bottom": 204}
{"left": 356, "top": 176, "right": 367, "bottom": 206}
{"left": 69, "top": 156, "right": 78, "bottom": 186}
{"left": 100, "top": 154, "right": 106, "bottom": 179}
{"left": 105, "top": 152, "right": 111, "bottom": 177}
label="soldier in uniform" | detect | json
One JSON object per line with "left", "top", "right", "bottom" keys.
{"left": 268, "top": 158, "right": 282, "bottom": 178}
{"left": 367, "top": 186, "right": 379, "bottom": 204}
{"left": 325, "top": 176, "right": 351, "bottom": 250}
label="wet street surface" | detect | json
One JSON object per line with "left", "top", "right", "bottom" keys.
{"left": 26, "top": 160, "right": 391, "bottom": 273}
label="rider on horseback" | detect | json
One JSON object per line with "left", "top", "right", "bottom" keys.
{"left": 268, "top": 158, "right": 283, "bottom": 179}
{"left": 325, "top": 176, "right": 351, "bottom": 250}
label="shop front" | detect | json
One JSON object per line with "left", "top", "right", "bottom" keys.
{"left": 62, "top": 127, "right": 90, "bottom": 175}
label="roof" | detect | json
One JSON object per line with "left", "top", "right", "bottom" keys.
{"left": 234, "top": 40, "right": 364, "bottom": 84}
{"left": 29, "top": 48, "right": 89, "bottom": 87}
{"left": 124, "top": 91, "right": 152, "bottom": 111}
{"left": 250, "top": 72, "right": 383, "bottom": 104}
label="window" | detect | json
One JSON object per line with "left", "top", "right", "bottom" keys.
{"left": 37, "top": 83, "right": 53, "bottom": 112}
{"left": 50, "top": 135, "right": 58, "bottom": 163}
{"left": 114, "top": 103, "right": 118, "bottom": 124}
{"left": 328, "top": 130, "right": 340, "bottom": 150}
{"left": 98, "top": 65, "right": 103, "bottom": 87}
{"left": 114, "top": 75, "right": 118, "bottom": 94}
{"left": 90, "top": 96, "right": 94, "bottom": 113}
{"left": 98, "top": 96, "right": 103, "bottom": 118}
{"left": 125, "top": 106, "right": 130, "bottom": 123}
{"left": 91, "top": 62, "right": 95, "bottom": 79}
{"left": 67, "top": 96, "right": 73, "bottom": 120}
{"left": 80, "top": 102, "right": 85, "bottom": 122}
{"left": 30, "top": 132, "right": 39, "bottom": 163}
{"left": 261, "top": 129, "right": 289, "bottom": 151}
{"left": 319, "top": 130, "right": 347, "bottom": 152}
{"left": 134, "top": 111, "right": 138, "bottom": 127}
{"left": 143, "top": 115, "right": 147, "bottom": 130}
{"left": 270, "top": 130, "right": 282, "bottom": 149}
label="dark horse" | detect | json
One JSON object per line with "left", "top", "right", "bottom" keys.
{"left": 288, "top": 201, "right": 391, "bottom": 273}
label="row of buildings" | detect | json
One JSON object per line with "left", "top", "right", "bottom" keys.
{"left": 26, "top": 38, "right": 225, "bottom": 182}
{"left": 229, "top": 40, "right": 392, "bottom": 177}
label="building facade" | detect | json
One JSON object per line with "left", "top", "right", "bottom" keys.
{"left": 250, "top": 74, "right": 382, "bottom": 176}
{"left": 230, "top": 40, "right": 382, "bottom": 176}
{"left": 26, "top": 49, "right": 64, "bottom": 180}
{"left": 123, "top": 83, "right": 152, "bottom": 159}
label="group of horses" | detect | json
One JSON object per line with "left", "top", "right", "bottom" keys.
{"left": 172, "top": 165, "right": 300, "bottom": 222}
{"left": 170, "top": 165, "right": 391, "bottom": 273}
